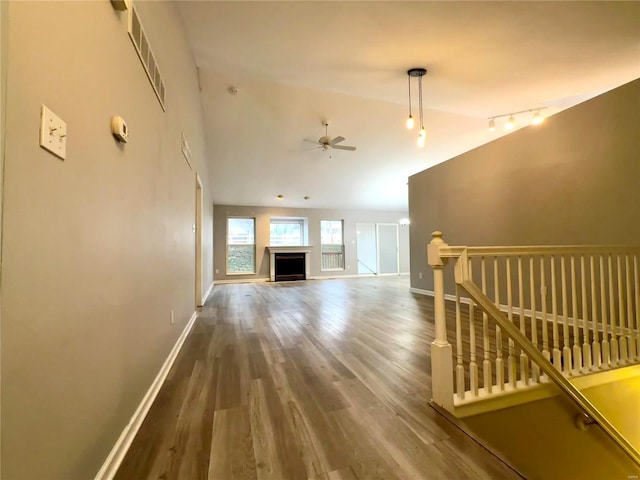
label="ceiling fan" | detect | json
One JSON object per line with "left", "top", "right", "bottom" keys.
{"left": 305, "top": 122, "right": 356, "bottom": 157}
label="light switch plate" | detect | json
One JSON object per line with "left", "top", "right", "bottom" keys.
{"left": 40, "top": 105, "right": 67, "bottom": 160}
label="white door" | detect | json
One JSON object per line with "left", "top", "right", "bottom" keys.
{"left": 356, "top": 223, "right": 377, "bottom": 274}
{"left": 376, "top": 223, "right": 399, "bottom": 275}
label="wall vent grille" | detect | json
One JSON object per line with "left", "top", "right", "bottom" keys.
{"left": 128, "top": 5, "right": 165, "bottom": 110}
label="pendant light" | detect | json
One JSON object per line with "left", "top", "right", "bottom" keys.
{"left": 406, "top": 68, "right": 427, "bottom": 147}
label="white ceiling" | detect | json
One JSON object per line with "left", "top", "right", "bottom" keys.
{"left": 176, "top": 1, "right": 640, "bottom": 212}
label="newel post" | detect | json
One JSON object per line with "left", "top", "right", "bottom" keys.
{"left": 428, "top": 231, "right": 454, "bottom": 411}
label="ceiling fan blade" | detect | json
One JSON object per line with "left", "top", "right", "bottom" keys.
{"left": 330, "top": 136, "right": 345, "bottom": 145}
{"left": 304, "top": 139, "right": 321, "bottom": 145}
{"left": 332, "top": 145, "right": 356, "bottom": 151}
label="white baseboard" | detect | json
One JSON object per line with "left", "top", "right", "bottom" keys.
{"left": 214, "top": 277, "right": 269, "bottom": 285}
{"left": 201, "top": 281, "right": 214, "bottom": 304}
{"left": 93, "top": 311, "right": 198, "bottom": 480}
{"left": 309, "top": 273, "right": 375, "bottom": 280}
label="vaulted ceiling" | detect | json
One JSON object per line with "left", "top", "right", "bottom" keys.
{"left": 176, "top": 1, "right": 640, "bottom": 211}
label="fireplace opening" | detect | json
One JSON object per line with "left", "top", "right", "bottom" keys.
{"left": 274, "top": 253, "right": 305, "bottom": 282}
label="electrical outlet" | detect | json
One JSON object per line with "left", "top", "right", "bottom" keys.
{"left": 215, "top": 269, "right": 219, "bottom": 274}
{"left": 170, "top": 309, "right": 175, "bottom": 325}
{"left": 419, "top": 272, "right": 423, "bottom": 279}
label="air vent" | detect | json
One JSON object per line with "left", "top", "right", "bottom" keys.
{"left": 128, "top": 4, "right": 166, "bottom": 110}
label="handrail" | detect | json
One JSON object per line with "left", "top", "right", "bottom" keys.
{"left": 458, "top": 262, "right": 640, "bottom": 466}
{"left": 440, "top": 244, "right": 640, "bottom": 258}
{"left": 357, "top": 259, "right": 377, "bottom": 275}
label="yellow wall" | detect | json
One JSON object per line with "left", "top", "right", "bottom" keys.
{"left": 582, "top": 375, "right": 640, "bottom": 450}
{"left": 464, "top": 387, "right": 640, "bottom": 480}
{"left": 2, "top": 2, "right": 213, "bottom": 478}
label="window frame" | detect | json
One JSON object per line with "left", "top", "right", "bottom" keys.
{"left": 269, "top": 217, "right": 308, "bottom": 246}
{"left": 226, "top": 216, "right": 256, "bottom": 275}
{"left": 320, "top": 219, "right": 345, "bottom": 271}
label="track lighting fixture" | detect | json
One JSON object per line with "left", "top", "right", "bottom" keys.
{"left": 406, "top": 68, "right": 427, "bottom": 147}
{"left": 487, "top": 107, "right": 548, "bottom": 132}
{"left": 532, "top": 110, "right": 544, "bottom": 125}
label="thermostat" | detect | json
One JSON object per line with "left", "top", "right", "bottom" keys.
{"left": 111, "top": 116, "right": 129, "bottom": 143}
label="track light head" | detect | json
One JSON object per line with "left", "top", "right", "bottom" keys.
{"left": 488, "top": 118, "right": 496, "bottom": 131}
{"left": 505, "top": 115, "right": 516, "bottom": 130}
{"left": 532, "top": 111, "right": 544, "bottom": 125}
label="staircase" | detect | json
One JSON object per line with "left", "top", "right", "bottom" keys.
{"left": 427, "top": 231, "right": 640, "bottom": 479}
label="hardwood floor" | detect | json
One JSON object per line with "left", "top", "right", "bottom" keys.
{"left": 115, "top": 276, "right": 523, "bottom": 480}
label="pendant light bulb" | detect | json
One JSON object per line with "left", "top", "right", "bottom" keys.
{"left": 532, "top": 111, "right": 544, "bottom": 125}
{"left": 488, "top": 118, "right": 496, "bottom": 131}
{"left": 419, "top": 127, "right": 426, "bottom": 138}
{"left": 417, "top": 134, "right": 426, "bottom": 148}
{"left": 406, "top": 115, "right": 414, "bottom": 130}
{"left": 505, "top": 115, "right": 516, "bottom": 130}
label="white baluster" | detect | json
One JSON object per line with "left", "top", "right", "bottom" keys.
{"left": 571, "top": 256, "right": 582, "bottom": 373}
{"left": 561, "top": 256, "right": 572, "bottom": 373}
{"left": 494, "top": 257, "right": 505, "bottom": 390}
{"left": 481, "top": 257, "right": 492, "bottom": 393}
{"left": 518, "top": 256, "right": 529, "bottom": 385}
{"left": 609, "top": 254, "right": 619, "bottom": 365}
{"left": 455, "top": 286, "right": 465, "bottom": 401}
{"left": 590, "top": 255, "right": 601, "bottom": 370}
{"left": 541, "top": 258, "right": 550, "bottom": 373}
{"left": 530, "top": 257, "right": 540, "bottom": 382}
{"left": 551, "top": 256, "right": 562, "bottom": 370}
{"left": 506, "top": 257, "right": 517, "bottom": 388}
{"left": 617, "top": 254, "right": 627, "bottom": 363}
{"left": 468, "top": 258, "right": 478, "bottom": 397}
{"left": 626, "top": 254, "right": 635, "bottom": 360}
{"left": 581, "top": 255, "right": 592, "bottom": 372}
{"left": 600, "top": 255, "right": 611, "bottom": 367}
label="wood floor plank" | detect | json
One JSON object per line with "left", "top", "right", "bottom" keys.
{"left": 115, "top": 277, "right": 523, "bottom": 480}
{"left": 208, "top": 406, "right": 256, "bottom": 480}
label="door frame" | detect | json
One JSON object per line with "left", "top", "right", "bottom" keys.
{"left": 195, "top": 173, "right": 203, "bottom": 307}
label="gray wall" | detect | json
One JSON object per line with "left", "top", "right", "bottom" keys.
{"left": 2, "top": 2, "right": 213, "bottom": 479}
{"left": 214, "top": 204, "right": 410, "bottom": 281}
{"left": 409, "top": 79, "right": 640, "bottom": 292}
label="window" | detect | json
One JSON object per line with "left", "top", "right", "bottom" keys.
{"left": 227, "top": 217, "right": 255, "bottom": 274}
{"left": 321, "top": 220, "right": 344, "bottom": 270}
{"left": 269, "top": 218, "right": 306, "bottom": 246}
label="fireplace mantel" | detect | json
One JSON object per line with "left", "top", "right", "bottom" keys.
{"left": 266, "top": 246, "right": 313, "bottom": 281}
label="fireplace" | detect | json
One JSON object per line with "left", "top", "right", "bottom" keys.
{"left": 274, "top": 253, "right": 306, "bottom": 282}
{"left": 266, "top": 246, "right": 313, "bottom": 282}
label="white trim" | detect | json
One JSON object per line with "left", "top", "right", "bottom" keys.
{"left": 309, "top": 273, "right": 371, "bottom": 280}
{"left": 214, "top": 277, "right": 269, "bottom": 285}
{"left": 93, "top": 311, "right": 198, "bottom": 480}
{"left": 201, "top": 281, "right": 214, "bottom": 305}
{"left": 453, "top": 364, "right": 640, "bottom": 418}
{"left": 410, "top": 287, "right": 434, "bottom": 296}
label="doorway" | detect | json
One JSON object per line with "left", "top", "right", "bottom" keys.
{"left": 195, "top": 174, "right": 203, "bottom": 307}
{"left": 356, "top": 223, "right": 399, "bottom": 275}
